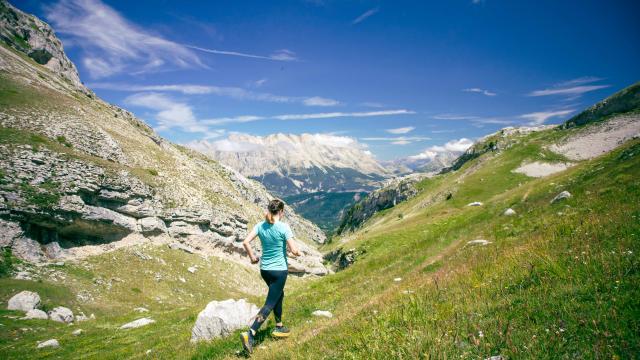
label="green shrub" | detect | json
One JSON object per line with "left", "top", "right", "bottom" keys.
{"left": 0, "top": 248, "right": 15, "bottom": 277}
{"left": 55, "top": 135, "right": 72, "bottom": 148}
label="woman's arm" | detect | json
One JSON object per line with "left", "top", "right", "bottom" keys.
{"left": 286, "top": 237, "right": 302, "bottom": 257}
{"left": 242, "top": 229, "right": 260, "bottom": 264}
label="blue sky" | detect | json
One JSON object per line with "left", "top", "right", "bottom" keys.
{"left": 18, "top": 0, "right": 640, "bottom": 160}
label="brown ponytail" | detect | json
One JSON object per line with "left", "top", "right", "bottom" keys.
{"left": 265, "top": 199, "right": 285, "bottom": 224}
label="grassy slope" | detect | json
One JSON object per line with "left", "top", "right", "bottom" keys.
{"left": 224, "top": 126, "right": 635, "bottom": 359}
{"left": 2, "top": 116, "right": 637, "bottom": 359}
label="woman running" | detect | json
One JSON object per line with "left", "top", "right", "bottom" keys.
{"left": 240, "top": 199, "right": 301, "bottom": 354}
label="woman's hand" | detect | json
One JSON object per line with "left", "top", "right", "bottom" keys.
{"left": 250, "top": 255, "right": 260, "bottom": 264}
{"left": 286, "top": 238, "right": 302, "bottom": 257}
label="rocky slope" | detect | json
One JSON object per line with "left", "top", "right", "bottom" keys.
{"left": 188, "top": 133, "right": 390, "bottom": 197}
{"left": 0, "top": 1, "right": 327, "bottom": 275}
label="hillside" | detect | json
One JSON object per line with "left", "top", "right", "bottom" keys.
{"left": 2, "top": 76, "right": 636, "bottom": 358}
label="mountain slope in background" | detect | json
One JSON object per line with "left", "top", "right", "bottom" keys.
{"left": 0, "top": 0, "right": 327, "bottom": 277}
{"left": 189, "top": 133, "right": 390, "bottom": 197}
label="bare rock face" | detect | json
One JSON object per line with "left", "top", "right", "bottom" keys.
{"left": 7, "top": 290, "right": 41, "bottom": 312}
{"left": 337, "top": 173, "right": 430, "bottom": 234}
{"left": 0, "top": 0, "right": 86, "bottom": 92}
{"left": 191, "top": 299, "right": 259, "bottom": 342}
{"left": 22, "top": 309, "right": 48, "bottom": 320}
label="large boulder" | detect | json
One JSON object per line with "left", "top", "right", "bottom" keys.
{"left": 36, "top": 339, "right": 60, "bottom": 349}
{"left": 7, "top": 291, "right": 41, "bottom": 312}
{"left": 23, "top": 309, "right": 48, "bottom": 320}
{"left": 191, "top": 299, "right": 259, "bottom": 342}
{"left": 48, "top": 306, "right": 74, "bottom": 323}
{"left": 139, "top": 217, "right": 167, "bottom": 234}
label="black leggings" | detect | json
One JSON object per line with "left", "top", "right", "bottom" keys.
{"left": 250, "top": 269, "right": 288, "bottom": 332}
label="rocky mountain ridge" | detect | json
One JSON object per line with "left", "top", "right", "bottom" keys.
{"left": 189, "top": 133, "right": 390, "bottom": 197}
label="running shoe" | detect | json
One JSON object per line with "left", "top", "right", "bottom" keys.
{"left": 240, "top": 330, "right": 254, "bottom": 354}
{"left": 272, "top": 325, "right": 291, "bottom": 338}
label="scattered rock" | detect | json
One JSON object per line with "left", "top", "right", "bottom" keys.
{"left": 191, "top": 299, "right": 259, "bottom": 342}
{"left": 551, "top": 191, "right": 572, "bottom": 204}
{"left": 187, "top": 266, "right": 197, "bottom": 274}
{"left": 485, "top": 356, "right": 504, "bottom": 360}
{"left": 8, "top": 291, "right": 41, "bottom": 312}
{"left": 48, "top": 307, "right": 74, "bottom": 323}
{"left": 22, "top": 309, "right": 48, "bottom": 320}
{"left": 466, "top": 240, "right": 491, "bottom": 246}
{"left": 133, "top": 250, "right": 152, "bottom": 261}
{"left": 14, "top": 271, "right": 33, "bottom": 280}
{"left": 503, "top": 208, "right": 516, "bottom": 216}
{"left": 312, "top": 310, "right": 333, "bottom": 318}
{"left": 179, "top": 277, "right": 186, "bottom": 283}
{"left": 120, "top": 318, "right": 156, "bottom": 329}
{"left": 393, "top": 277, "right": 402, "bottom": 282}
{"left": 134, "top": 307, "right": 149, "bottom": 313}
{"left": 168, "top": 242, "right": 195, "bottom": 254}
{"left": 72, "top": 329, "right": 83, "bottom": 336}
{"left": 37, "top": 339, "right": 60, "bottom": 349}
{"left": 467, "top": 201, "right": 483, "bottom": 207}
{"left": 75, "top": 313, "right": 91, "bottom": 322}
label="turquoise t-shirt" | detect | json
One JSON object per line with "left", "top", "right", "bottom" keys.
{"left": 253, "top": 220, "right": 293, "bottom": 271}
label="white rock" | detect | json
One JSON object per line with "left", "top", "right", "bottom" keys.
{"left": 179, "top": 277, "right": 186, "bottom": 283}
{"left": 551, "top": 191, "right": 572, "bottom": 203}
{"left": 187, "top": 266, "right": 197, "bottom": 274}
{"left": 485, "top": 356, "right": 504, "bottom": 360}
{"left": 37, "top": 339, "right": 59, "bottom": 349}
{"left": 467, "top": 201, "right": 483, "bottom": 207}
{"left": 393, "top": 277, "right": 402, "bottom": 282}
{"left": 466, "top": 239, "right": 491, "bottom": 246}
{"left": 48, "top": 307, "right": 74, "bottom": 323}
{"left": 139, "top": 217, "right": 167, "bottom": 234}
{"left": 72, "top": 329, "right": 83, "bottom": 336}
{"left": 8, "top": 291, "right": 41, "bottom": 312}
{"left": 22, "top": 309, "right": 48, "bottom": 320}
{"left": 191, "top": 299, "right": 259, "bottom": 342}
{"left": 503, "top": 208, "right": 516, "bottom": 216}
{"left": 134, "top": 307, "right": 149, "bottom": 313}
{"left": 312, "top": 310, "right": 333, "bottom": 318}
{"left": 75, "top": 313, "right": 91, "bottom": 322}
{"left": 168, "top": 242, "right": 195, "bottom": 254}
{"left": 120, "top": 317, "right": 156, "bottom": 329}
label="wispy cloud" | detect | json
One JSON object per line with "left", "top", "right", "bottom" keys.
{"left": 352, "top": 7, "right": 380, "bottom": 24}
{"left": 528, "top": 77, "right": 609, "bottom": 98}
{"left": 186, "top": 45, "right": 298, "bottom": 62}
{"left": 463, "top": 88, "right": 497, "bottom": 96}
{"left": 89, "top": 82, "right": 341, "bottom": 106}
{"left": 519, "top": 109, "right": 574, "bottom": 125}
{"left": 409, "top": 138, "right": 474, "bottom": 160}
{"left": 432, "top": 114, "right": 480, "bottom": 120}
{"left": 45, "top": 0, "right": 203, "bottom": 78}
{"left": 124, "top": 92, "right": 223, "bottom": 138}
{"left": 386, "top": 127, "right": 415, "bottom": 134}
{"left": 361, "top": 135, "right": 430, "bottom": 145}
{"left": 303, "top": 96, "right": 341, "bottom": 106}
{"left": 203, "top": 109, "right": 415, "bottom": 125}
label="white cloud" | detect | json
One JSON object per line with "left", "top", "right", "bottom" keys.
{"left": 273, "top": 109, "right": 415, "bottom": 121}
{"left": 203, "top": 109, "right": 414, "bottom": 125}
{"left": 303, "top": 96, "right": 341, "bottom": 107}
{"left": 432, "top": 114, "right": 480, "bottom": 120}
{"left": 409, "top": 138, "right": 474, "bottom": 159}
{"left": 46, "top": 0, "right": 203, "bottom": 78}
{"left": 386, "top": 126, "right": 415, "bottom": 134}
{"left": 463, "top": 88, "right": 497, "bottom": 96}
{"left": 528, "top": 77, "right": 609, "bottom": 98}
{"left": 391, "top": 140, "right": 411, "bottom": 145}
{"left": 352, "top": 7, "right": 379, "bottom": 24}
{"left": 361, "top": 136, "right": 430, "bottom": 146}
{"left": 186, "top": 45, "right": 298, "bottom": 62}
{"left": 188, "top": 133, "right": 363, "bottom": 153}
{"left": 124, "top": 92, "right": 222, "bottom": 138}
{"left": 519, "top": 109, "right": 574, "bottom": 125}
{"left": 89, "top": 82, "right": 341, "bottom": 107}
{"left": 252, "top": 78, "right": 268, "bottom": 88}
